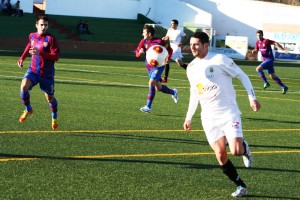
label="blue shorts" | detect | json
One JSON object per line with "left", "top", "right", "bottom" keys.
{"left": 23, "top": 70, "right": 55, "bottom": 95}
{"left": 146, "top": 65, "right": 165, "bottom": 82}
{"left": 261, "top": 59, "right": 275, "bottom": 74}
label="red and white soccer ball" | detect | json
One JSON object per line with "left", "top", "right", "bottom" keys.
{"left": 146, "top": 45, "right": 168, "bottom": 67}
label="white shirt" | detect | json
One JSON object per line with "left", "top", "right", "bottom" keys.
{"left": 166, "top": 28, "right": 186, "bottom": 53}
{"left": 185, "top": 52, "right": 256, "bottom": 120}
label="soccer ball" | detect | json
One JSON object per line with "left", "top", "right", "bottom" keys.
{"left": 146, "top": 45, "right": 168, "bottom": 67}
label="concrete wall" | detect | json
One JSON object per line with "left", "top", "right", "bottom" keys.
{"left": 18, "top": 0, "right": 300, "bottom": 47}
{"left": 184, "top": 0, "right": 300, "bottom": 46}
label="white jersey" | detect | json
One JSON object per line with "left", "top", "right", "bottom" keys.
{"left": 185, "top": 52, "right": 256, "bottom": 120}
{"left": 166, "top": 28, "right": 186, "bottom": 53}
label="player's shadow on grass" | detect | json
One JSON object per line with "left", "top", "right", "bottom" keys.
{"left": 2, "top": 154, "right": 298, "bottom": 200}
{"left": 1, "top": 153, "right": 300, "bottom": 175}
{"left": 244, "top": 117, "right": 300, "bottom": 125}
{"left": 71, "top": 132, "right": 208, "bottom": 145}
{"left": 243, "top": 195, "right": 300, "bottom": 199}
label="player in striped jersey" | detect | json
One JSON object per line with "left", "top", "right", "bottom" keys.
{"left": 17, "top": 15, "right": 60, "bottom": 130}
{"left": 136, "top": 25, "right": 178, "bottom": 113}
{"left": 252, "top": 30, "right": 289, "bottom": 94}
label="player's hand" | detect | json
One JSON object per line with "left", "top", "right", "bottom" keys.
{"left": 162, "top": 36, "right": 168, "bottom": 41}
{"left": 17, "top": 59, "right": 23, "bottom": 68}
{"left": 29, "top": 48, "right": 40, "bottom": 55}
{"left": 284, "top": 49, "right": 289, "bottom": 54}
{"left": 183, "top": 120, "right": 192, "bottom": 131}
{"left": 252, "top": 49, "right": 257, "bottom": 54}
{"left": 139, "top": 48, "right": 145, "bottom": 54}
{"left": 250, "top": 100, "right": 261, "bottom": 112}
{"left": 165, "top": 57, "right": 170, "bottom": 64}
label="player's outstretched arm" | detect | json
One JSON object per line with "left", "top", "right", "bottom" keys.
{"left": 275, "top": 42, "right": 289, "bottom": 54}
{"left": 162, "top": 36, "right": 169, "bottom": 41}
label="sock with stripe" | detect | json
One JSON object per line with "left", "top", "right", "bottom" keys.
{"left": 20, "top": 90, "right": 32, "bottom": 112}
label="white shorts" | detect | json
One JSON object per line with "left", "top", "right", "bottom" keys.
{"left": 201, "top": 115, "right": 243, "bottom": 145}
{"left": 171, "top": 52, "right": 183, "bottom": 62}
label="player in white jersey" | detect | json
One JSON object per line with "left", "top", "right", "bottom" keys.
{"left": 162, "top": 19, "right": 188, "bottom": 82}
{"left": 183, "top": 32, "right": 261, "bottom": 197}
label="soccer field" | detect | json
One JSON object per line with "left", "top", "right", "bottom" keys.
{"left": 0, "top": 51, "right": 299, "bottom": 199}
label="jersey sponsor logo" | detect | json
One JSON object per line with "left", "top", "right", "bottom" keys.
{"left": 196, "top": 83, "right": 218, "bottom": 94}
{"left": 206, "top": 67, "right": 215, "bottom": 79}
{"left": 197, "top": 83, "right": 204, "bottom": 94}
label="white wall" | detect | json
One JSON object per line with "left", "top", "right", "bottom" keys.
{"left": 19, "top": 0, "right": 300, "bottom": 47}
{"left": 184, "top": 0, "right": 300, "bottom": 46}
{"left": 138, "top": 0, "right": 212, "bottom": 27}
{"left": 19, "top": 0, "right": 211, "bottom": 26}
{"left": 46, "top": 0, "right": 140, "bottom": 19}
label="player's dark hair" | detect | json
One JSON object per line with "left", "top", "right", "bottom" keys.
{"left": 192, "top": 31, "right": 209, "bottom": 44}
{"left": 257, "top": 30, "right": 264, "bottom": 36}
{"left": 171, "top": 19, "right": 179, "bottom": 25}
{"left": 36, "top": 15, "right": 49, "bottom": 23}
{"left": 143, "top": 25, "right": 155, "bottom": 36}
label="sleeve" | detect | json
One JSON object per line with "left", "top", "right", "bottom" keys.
{"left": 166, "top": 29, "right": 171, "bottom": 37}
{"left": 135, "top": 39, "right": 145, "bottom": 57}
{"left": 180, "top": 30, "right": 186, "bottom": 37}
{"left": 160, "top": 40, "right": 173, "bottom": 60}
{"left": 185, "top": 86, "right": 199, "bottom": 121}
{"left": 39, "top": 36, "right": 60, "bottom": 61}
{"left": 19, "top": 34, "right": 31, "bottom": 61}
{"left": 222, "top": 55, "right": 256, "bottom": 101}
{"left": 236, "top": 70, "right": 257, "bottom": 101}
{"left": 267, "top": 39, "right": 276, "bottom": 45}
{"left": 255, "top": 41, "right": 259, "bottom": 51}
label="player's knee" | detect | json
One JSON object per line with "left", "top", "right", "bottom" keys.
{"left": 45, "top": 95, "right": 54, "bottom": 103}
{"left": 269, "top": 74, "right": 276, "bottom": 80}
{"left": 230, "top": 149, "right": 243, "bottom": 156}
{"left": 255, "top": 66, "right": 261, "bottom": 72}
{"left": 20, "top": 83, "right": 29, "bottom": 91}
{"left": 215, "top": 152, "right": 227, "bottom": 164}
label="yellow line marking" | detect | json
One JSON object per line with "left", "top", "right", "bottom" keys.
{"left": 1, "top": 128, "right": 300, "bottom": 134}
{"left": 1, "top": 150, "right": 299, "bottom": 163}
{"left": 0, "top": 158, "right": 38, "bottom": 162}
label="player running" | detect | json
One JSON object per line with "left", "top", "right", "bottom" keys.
{"left": 252, "top": 30, "right": 289, "bottom": 94}
{"left": 162, "top": 19, "right": 188, "bottom": 83}
{"left": 184, "top": 32, "right": 261, "bottom": 197}
{"left": 17, "top": 15, "right": 60, "bottom": 130}
{"left": 136, "top": 25, "right": 178, "bottom": 113}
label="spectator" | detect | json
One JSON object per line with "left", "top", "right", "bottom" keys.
{"left": 77, "top": 19, "right": 93, "bottom": 34}
{"left": 12, "top": 0, "right": 23, "bottom": 17}
{"left": 1, "top": 0, "right": 8, "bottom": 14}
{"left": 77, "top": 19, "right": 85, "bottom": 33}
{"left": 5, "top": 0, "right": 13, "bottom": 15}
{"left": 83, "top": 20, "right": 92, "bottom": 34}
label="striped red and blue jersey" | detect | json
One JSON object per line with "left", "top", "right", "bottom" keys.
{"left": 135, "top": 37, "right": 173, "bottom": 68}
{"left": 255, "top": 38, "right": 275, "bottom": 61}
{"left": 20, "top": 32, "right": 60, "bottom": 78}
